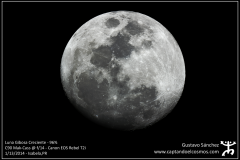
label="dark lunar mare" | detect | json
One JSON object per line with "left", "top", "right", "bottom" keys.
{"left": 110, "top": 32, "right": 135, "bottom": 58}
{"left": 124, "top": 20, "right": 145, "bottom": 36}
{"left": 90, "top": 46, "right": 112, "bottom": 68}
{"left": 141, "top": 39, "right": 152, "bottom": 49}
{"left": 105, "top": 18, "right": 120, "bottom": 28}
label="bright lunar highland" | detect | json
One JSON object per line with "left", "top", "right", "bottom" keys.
{"left": 60, "top": 11, "right": 186, "bottom": 131}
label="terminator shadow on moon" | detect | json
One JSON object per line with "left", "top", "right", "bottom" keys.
{"left": 60, "top": 11, "right": 186, "bottom": 131}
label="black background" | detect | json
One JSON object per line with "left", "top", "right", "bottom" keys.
{"left": 2, "top": 1, "right": 238, "bottom": 159}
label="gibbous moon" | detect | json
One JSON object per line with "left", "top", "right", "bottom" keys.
{"left": 60, "top": 11, "right": 185, "bottom": 130}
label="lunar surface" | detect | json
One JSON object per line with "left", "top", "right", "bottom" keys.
{"left": 60, "top": 11, "right": 185, "bottom": 131}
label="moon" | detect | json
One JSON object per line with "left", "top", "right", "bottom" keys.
{"left": 60, "top": 11, "right": 185, "bottom": 131}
